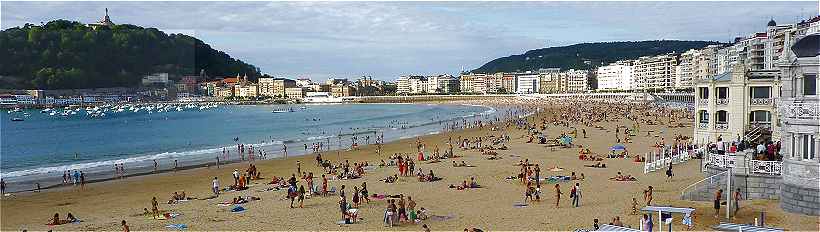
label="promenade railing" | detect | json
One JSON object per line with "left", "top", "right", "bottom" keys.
{"left": 643, "top": 143, "right": 697, "bottom": 174}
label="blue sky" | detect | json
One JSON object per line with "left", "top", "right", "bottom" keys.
{"left": 2, "top": 1, "right": 817, "bottom": 81}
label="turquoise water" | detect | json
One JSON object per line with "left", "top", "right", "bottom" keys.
{"left": 0, "top": 103, "right": 495, "bottom": 191}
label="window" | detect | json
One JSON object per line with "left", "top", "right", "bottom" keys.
{"left": 804, "top": 74, "right": 817, "bottom": 96}
{"left": 699, "top": 87, "right": 709, "bottom": 99}
{"left": 750, "top": 86, "right": 771, "bottom": 98}
{"left": 716, "top": 110, "right": 728, "bottom": 123}
{"left": 791, "top": 134, "right": 797, "bottom": 158}
{"left": 802, "top": 134, "right": 816, "bottom": 160}
{"left": 717, "top": 87, "right": 729, "bottom": 99}
{"left": 699, "top": 110, "right": 709, "bottom": 123}
{"left": 749, "top": 110, "right": 771, "bottom": 123}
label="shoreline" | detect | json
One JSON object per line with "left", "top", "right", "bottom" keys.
{"left": 1, "top": 103, "right": 508, "bottom": 194}
{"left": 3, "top": 99, "right": 814, "bottom": 231}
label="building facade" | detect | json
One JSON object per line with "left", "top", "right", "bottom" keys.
{"left": 597, "top": 61, "right": 634, "bottom": 91}
{"left": 634, "top": 54, "right": 679, "bottom": 90}
{"left": 776, "top": 32, "right": 820, "bottom": 216}
{"left": 693, "top": 64, "right": 781, "bottom": 144}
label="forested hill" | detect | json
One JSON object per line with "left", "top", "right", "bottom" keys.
{"left": 0, "top": 20, "right": 260, "bottom": 89}
{"left": 472, "top": 40, "right": 724, "bottom": 73}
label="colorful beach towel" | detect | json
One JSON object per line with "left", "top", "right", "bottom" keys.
{"left": 231, "top": 206, "right": 246, "bottom": 213}
{"left": 165, "top": 223, "right": 188, "bottom": 230}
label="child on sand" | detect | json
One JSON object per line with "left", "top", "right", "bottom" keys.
{"left": 631, "top": 198, "right": 639, "bottom": 215}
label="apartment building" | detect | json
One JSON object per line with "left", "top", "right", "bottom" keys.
{"left": 597, "top": 60, "right": 634, "bottom": 91}
{"left": 634, "top": 54, "right": 679, "bottom": 90}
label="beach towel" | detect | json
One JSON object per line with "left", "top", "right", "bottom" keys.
{"left": 513, "top": 203, "right": 529, "bottom": 208}
{"left": 231, "top": 206, "right": 246, "bottom": 213}
{"left": 165, "top": 224, "right": 188, "bottom": 230}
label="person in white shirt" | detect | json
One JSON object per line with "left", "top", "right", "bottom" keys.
{"left": 233, "top": 169, "right": 240, "bottom": 186}
{"left": 212, "top": 177, "right": 220, "bottom": 195}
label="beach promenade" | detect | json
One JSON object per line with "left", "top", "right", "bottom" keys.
{"left": 0, "top": 99, "right": 816, "bottom": 231}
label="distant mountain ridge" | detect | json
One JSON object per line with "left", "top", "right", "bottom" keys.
{"left": 472, "top": 40, "right": 724, "bottom": 73}
{"left": 0, "top": 20, "right": 260, "bottom": 90}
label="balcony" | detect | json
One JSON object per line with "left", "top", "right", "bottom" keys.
{"left": 750, "top": 98, "right": 772, "bottom": 106}
{"left": 715, "top": 98, "right": 729, "bottom": 106}
{"left": 780, "top": 101, "right": 820, "bottom": 120}
{"left": 715, "top": 122, "right": 729, "bottom": 130}
{"left": 698, "top": 122, "right": 709, "bottom": 129}
{"left": 698, "top": 99, "right": 709, "bottom": 106}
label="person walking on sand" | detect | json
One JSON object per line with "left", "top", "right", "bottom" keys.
{"left": 212, "top": 177, "right": 220, "bottom": 195}
{"left": 571, "top": 182, "right": 581, "bottom": 207}
{"left": 554, "top": 184, "right": 563, "bottom": 208}
{"left": 644, "top": 186, "right": 654, "bottom": 206}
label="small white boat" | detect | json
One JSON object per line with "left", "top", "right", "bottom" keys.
{"left": 11, "top": 117, "right": 23, "bottom": 121}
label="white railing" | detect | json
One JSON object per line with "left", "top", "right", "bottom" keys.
{"left": 715, "top": 98, "right": 729, "bottom": 105}
{"left": 715, "top": 123, "right": 729, "bottom": 130}
{"left": 780, "top": 101, "right": 820, "bottom": 120}
{"left": 698, "top": 122, "right": 709, "bottom": 129}
{"left": 704, "top": 153, "right": 736, "bottom": 169}
{"left": 749, "top": 159, "right": 782, "bottom": 175}
{"left": 750, "top": 98, "right": 773, "bottom": 106}
{"left": 644, "top": 144, "right": 694, "bottom": 174}
{"left": 698, "top": 99, "right": 709, "bottom": 106}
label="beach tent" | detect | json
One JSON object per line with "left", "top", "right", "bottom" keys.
{"left": 640, "top": 206, "right": 695, "bottom": 232}
{"left": 713, "top": 222, "right": 784, "bottom": 232}
{"left": 559, "top": 136, "right": 573, "bottom": 146}
{"left": 595, "top": 224, "right": 641, "bottom": 232}
{"left": 610, "top": 144, "right": 627, "bottom": 151}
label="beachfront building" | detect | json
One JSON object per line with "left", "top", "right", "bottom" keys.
{"left": 499, "top": 73, "right": 517, "bottom": 93}
{"left": 597, "top": 60, "right": 634, "bottom": 91}
{"left": 459, "top": 73, "right": 487, "bottom": 94}
{"left": 285, "top": 87, "right": 307, "bottom": 99}
{"left": 426, "top": 75, "right": 459, "bottom": 93}
{"left": 483, "top": 74, "right": 503, "bottom": 93}
{"left": 693, "top": 63, "right": 781, "bottom": 144}
{"left": 634, "top": 53, "right": 679, "bottom": 91}
{"left": 331, "top": 84, "right": 355, "bottom": 97}
{"left": 258, "top": 77, "right": 296, "bottom": 97}
{"left": 564, "top": 69, "right": 590, "bottom": 93}
{"left": 539, "top": 72, "right": 563, "bottom": 94}
{"left": 776, "top": 32, "right": 820, "bottom": 216}
{"left": 396, "top": 75, "right": 430, "bottom": 94}
{"left": 515, "top": 73, "right": 539, "bottom": 94}
{"left": 295, "top": 78, "right": 313, "bottom": 87}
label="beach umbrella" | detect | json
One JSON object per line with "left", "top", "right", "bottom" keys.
{"left": 611, "top": 144, "right": 627, "bottom": 151}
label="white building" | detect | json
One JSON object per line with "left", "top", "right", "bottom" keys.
{"left": 515, "top": 73, "right": 539, "bottom": 94}
{"left": 776, "top": 32, "right": 819, "bottom": 215}
{"left": 564, "top": 69, "right": 590, "bottom": 93}
{"left": 142, "top": 73, "right": 169, "bottom": 86}
{"left": 597, "top": 61, "right": 634, "bottom": 91}
{"left": 693, "top": 64, "right": 781, "bottom": 145}
{"left": 295, "top": 78, "right": 313, "bottom": 87}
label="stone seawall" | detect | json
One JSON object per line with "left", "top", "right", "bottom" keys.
{"left": 683, "top": 166, "right": 782, "bottom": 201}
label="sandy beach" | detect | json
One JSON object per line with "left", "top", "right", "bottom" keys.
{"left": 1, "top": 100, "right": 817, "bottom": 231}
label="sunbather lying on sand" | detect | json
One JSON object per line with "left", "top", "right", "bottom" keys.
{"left": 584, "top": 162, "right": 607, "bottom": 168}
{"left": 609, "top": 172, "right": 637, "bottom": 181}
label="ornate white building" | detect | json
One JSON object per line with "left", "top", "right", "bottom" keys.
{"left": 776, "top": 32, "right": 819, "bottom": 215}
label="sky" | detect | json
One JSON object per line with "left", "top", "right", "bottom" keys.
{"left": 2, "top": 1, "right": 817, "bottom": 81}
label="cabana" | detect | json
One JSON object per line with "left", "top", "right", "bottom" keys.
{"left": 713, "top": 222, "right": 784, "bottom": 232}
{"left": 640, "top": 206, "right": 695, "bottom": 232}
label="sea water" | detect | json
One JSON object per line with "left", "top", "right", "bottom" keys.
{"left": 0, "top": 103, "right": 496, "bottom": 192}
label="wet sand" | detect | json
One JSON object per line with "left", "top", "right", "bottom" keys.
{"left": 1, "top": 101, "right": 816, "bottom": 231}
